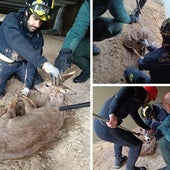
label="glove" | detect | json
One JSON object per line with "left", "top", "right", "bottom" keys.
{"left": 20, "top": 87, "right": 29, "bottom": 96}
{"left": 140, "top": 39, "right": 150, "bottom": 47}
{"left": 42, "top": 62, "right": 60, "bottom": 78}
{"left": 54, "top": 48, "right": 73, "bottom": 73}
{"left": 129, "top": 15, "right": 139, "bottom": 24}
{"left": 140, "top": 39, "right": 157, "bottom": 51}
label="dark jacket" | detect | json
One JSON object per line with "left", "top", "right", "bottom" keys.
{"left": 138, "top": 46, "right": 170, "bottom": 83}
{"left": 0, "top": 8, "right": 46, "bottom": 67}
{"left": 99, "top": 87, "right": 150, "bottom": 130}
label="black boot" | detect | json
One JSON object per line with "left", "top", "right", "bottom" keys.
{"left": 93, "top": 44, "right": 101, "bottom": 56}
{"left": 73, "top": 71, "right": 90, "bottom": 83}
{"left": 114, "top": 155, "right": 128, "bottom": 169}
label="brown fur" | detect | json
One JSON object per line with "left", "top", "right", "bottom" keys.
{"left": 123, "top": 28, "right": 154, "bottom": 57}
{"left": 124, "top": 127, "right": 157, "bottom": 156}
{"left": 0, "top": 82, "right": 68, "bottom": 161}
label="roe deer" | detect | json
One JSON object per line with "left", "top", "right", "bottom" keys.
{"left": 0, "top": 71, "right": 75, "bottom": 161}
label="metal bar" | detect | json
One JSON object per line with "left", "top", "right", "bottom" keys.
{"left": 93, "top": 113, "right": 108, "bottom": 122}
{"left": 93, "top": 113, "right": 142, "bottom": 136}
{"left": 59, "top": 102, "right": 90, "bottom": 111}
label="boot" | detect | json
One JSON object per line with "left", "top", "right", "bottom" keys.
{"left": 114, "top": 155, "right": 128, "bottom": 169}
{"left": 93, "top": 44, "right": 101, "bottom": 56}
{"left": 73, "top": 71, "right": 90, "bottom": 83}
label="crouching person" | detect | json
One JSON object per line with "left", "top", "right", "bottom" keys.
{"left": 54, "top": 0, "right": 90, "bottom": 83}
{"left": 0, "top": 0, "right": 60, "bottom": 98}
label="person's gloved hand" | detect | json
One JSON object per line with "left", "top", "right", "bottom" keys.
{"left": 140, "top": 39, "right": 150, "bottom": 47}
{"left": 140, "top": 39, "right": 157, "bottom": 52}
{"left": 20, "top": 87, "right": 29, "bottom": 96}
{"left": 54, "top": 48, "right": 73, "bottom": 73}
{"left": 42, "top": 62, "right": 60, "bottom": 78}
{"left": 129, "top": 14, "right": 139, "bottom": 24}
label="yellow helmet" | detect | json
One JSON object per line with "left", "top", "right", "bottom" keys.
{"left": 26, "top": 0, "right": 54, "bottom": 21}
{"left": 161, "top": 18, "right": 170, "bottom": 38}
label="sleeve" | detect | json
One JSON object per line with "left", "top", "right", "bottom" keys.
{"left": 108, "top": 87, "right": 133, "bottom": 116}
{"left": 61, "top": 1, "right": 90, "bottom": 52}
{"left": 108, "top": 0, "right": 131, "bottom": 24}
{"left": 146, "top": 45, "right": 157, "bottom": 52}
{"left": 2, "top": 13, "right": 47, "bottom": 68}
{"left": 138, "top": 49, "right": 160, "bottom": 70}
{"left": 158, "top": 115, "right": 170, "bottom": 141}
{"left": 130, "top": 112, "right": 150, "bottom": 130}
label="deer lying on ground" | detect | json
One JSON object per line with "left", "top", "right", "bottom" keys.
{"left": 0, "top": 72, "right": 75, "bottom": 161}
{"left": 123, "top": 27, "right": 155, "bottom": 57}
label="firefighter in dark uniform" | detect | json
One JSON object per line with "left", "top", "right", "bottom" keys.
{"left": 0, "top": 0, "right": 60, "bottom": 98}
{"left": 94, "top": 86, "right": 158, "bottom": 170}
{"left": 124, "top": 18, "right": 170, "bottom": 83}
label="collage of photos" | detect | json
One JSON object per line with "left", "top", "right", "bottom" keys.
{"left": 0, "top": 0, "right": 169, "bottom": 170}
{"left": 93, "top": 0, "right": 170, "bottom": 170}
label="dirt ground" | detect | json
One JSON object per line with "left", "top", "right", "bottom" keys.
{"left": 0, "top": 35, "right": 90, "bottom": 170}
{"left": 93, "top": 140, "right": 166, "bottom": 170}
{"left": 93, "top": 0, "right": 165, "bottom": 84}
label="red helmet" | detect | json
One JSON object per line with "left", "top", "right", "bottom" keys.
{"left": 143, "top": 86, "right": 158, "bottom": 101}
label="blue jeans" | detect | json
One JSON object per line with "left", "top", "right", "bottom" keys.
{"left": 0, "top": 60, "right": 42, "bottom": 95}
{"left": 94, "top": 119, "right": 142, "bottom": 169}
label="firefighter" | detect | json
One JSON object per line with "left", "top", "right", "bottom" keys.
{"left": 124, "top": 18, "right": 170, "bottom": 83}
{"left": 0, "top": 0, "right": 60, "bottom": 98}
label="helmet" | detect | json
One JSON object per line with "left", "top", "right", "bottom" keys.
{"left": 25, "top": 0, "right": 54, "bottom": 21}
{"left": 143, "top": 86, "right": 158, "bottom": 101}
{"left": 141, "top": 104, "right": 155, "bottom": 118}
{"left": 160, "top": 18, "right": 170, "bottom": 42}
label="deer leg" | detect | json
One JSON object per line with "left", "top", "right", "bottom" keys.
{"left": 21, "top": 96, "right": 37, "bottom": 108}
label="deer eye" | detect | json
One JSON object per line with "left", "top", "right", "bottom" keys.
{"left": 45, "top": 84, "right": 49, "bottom": 87}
